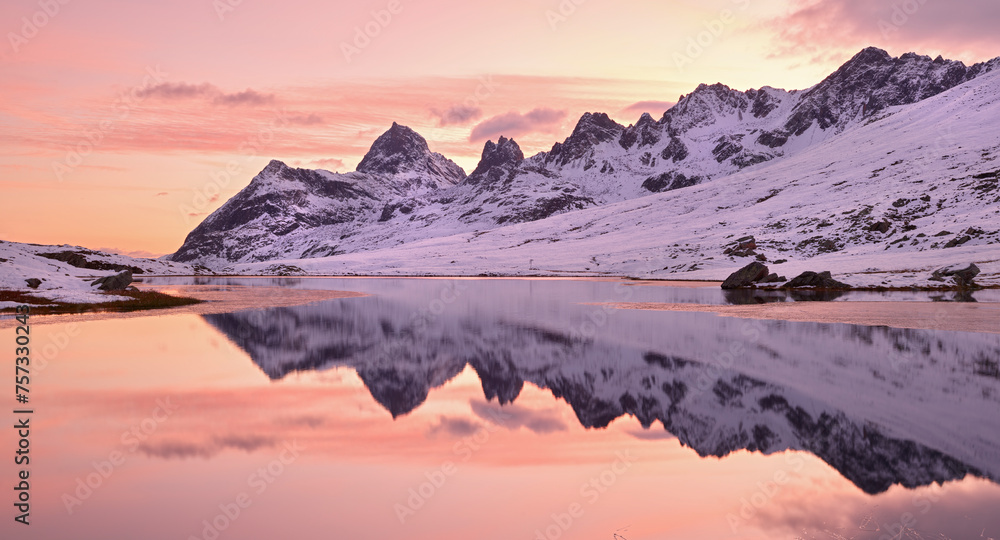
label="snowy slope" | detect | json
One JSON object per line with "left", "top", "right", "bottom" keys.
{"left": 231, "top": 66, "right": 1000, "bottom": 287}
{"left": 168, "top": 48, "right": 1000, "bottom": 285}
{"left": 0, "top": 241, "right": 195, "bottom": 305}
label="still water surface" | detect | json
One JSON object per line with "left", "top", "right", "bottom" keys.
{"left": 6, "top": 277, "right": 1000, "bottom": 539}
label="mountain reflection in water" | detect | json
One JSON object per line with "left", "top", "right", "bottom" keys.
{"left": 199, "top": 279, "right": 1000, "bottom": 497}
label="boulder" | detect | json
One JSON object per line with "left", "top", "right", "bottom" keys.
{"left": 759, "top": 273, "right": 786, "bottom": 284}
{"left": 726, "top": 235, "right": 757, "bottom": 257}
{"left": 91, "top": 270, "right": 133, "bottom": 291}
{"left": 25, "top": 278, "right": 42, "bottom": 289}
{"left": 721, "top": 262, "right": 769, "bottom": 289}
{"left": 931, "top": 263, "right": 980, "bottom": 288}
{"left": 943, "top": 235, "right": 971, "bottom": 248}
{"left": 782, "top": 271, "right": 851, "bottom": 290}
{"left": 869, "top": 220, "right": 891, "bottom": 233}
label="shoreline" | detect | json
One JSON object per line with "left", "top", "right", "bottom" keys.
{"left": 136, "top": 273, "right": 999, "bottom": 291}
{"left": 596, "top": 301, "right": 1000, "bottom": 335}
{"left": 4, "top": 276, "right": 998, "bottom": 333}
{"left": 0, "top": 284, "right": 367, "bottom": 329}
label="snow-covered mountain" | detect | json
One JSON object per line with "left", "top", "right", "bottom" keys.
{"left": 167, "top": 48, "right": 1000, "bottom": 285}
{"left": 200, "top": 281, "right": 1000, "bottom": 495}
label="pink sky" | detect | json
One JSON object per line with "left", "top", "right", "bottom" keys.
{"left": 1, "top": 0, "right": 998, "bottom": 255}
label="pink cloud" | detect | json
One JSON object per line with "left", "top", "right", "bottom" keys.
{"left": 137, "top": 82, "right": 275, "bottom": 107}
{"left": 767, "top": 0, "right": 1000, "bottom": 65}
{"left": 469, "top": 108, "right": 567, "bottom": 142}
{"left": 430, "top": 104, "right": 483, "bottom": 127}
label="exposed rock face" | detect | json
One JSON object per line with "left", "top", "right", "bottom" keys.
{"left": 725, "top": 236, "right": 758, "bottom": 257}
{"left": 465, "top": 136, "right": 525, "bottom": 185}
{"left": 544, "top": 112, "right": 625, "bottom": 168}
{"left": 92, "top": 270, "right": 133, "bottom": 291}
{"left": 760, "top": 273, "right": 786, "bottom": 284}
{"left": 356, "top": 122, "right": 466, "bottom": 183}
{"left": 25, "top": 278, "right": 42, "bottom": 289}
{"left": 783, "top": 271, "right": 852, "bottom": 290}
{"left": 38, "top": 251, "right": 143, "bottom": 274}
{"left": 642, "top": 171, "right": 701, "bottom": 193}
{"left": 619, "top": 113, "right": 662, "bottom": 150}
{"left": 758, "top": 47, "right": 996, "bottom": 147}
{"left": 721, "top": 262, "right": 769, "bottom": 289}
{"left": 931, "top": 263, "right": 981, "bottom": 287}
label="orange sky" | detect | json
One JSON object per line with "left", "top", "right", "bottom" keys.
{"left": 1, "top": 0, "right": 998, "bottom": 256}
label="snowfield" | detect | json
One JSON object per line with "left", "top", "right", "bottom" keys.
{"left": 0, "top": 241, "right": 195, "bottom": 305}
{"left": 4, "top": 48, "right": 1000, "bottom": 293}
{"left": 228, "top": 67, "right": 1000, "bottom": 288}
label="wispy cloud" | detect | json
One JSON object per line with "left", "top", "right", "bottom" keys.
{"left": 470, "top": 400, "right": 567, "bottom": 434}
{"left": 428, "top": 416, "right": 482, "bottom": 437}
{"left": 289, "top": 113, "right": 325, "bottom": 126}
{"left": 431, "top": 104, "right": 483, "bottom": 127}
{"left": 139, "top": 434, "right": 277, "bottom": 460}
{"left": 138, "top": 82, "right": 276, "bottom": 107}
{"left": 469, "top": 108, "right": 567, "bottom": 142}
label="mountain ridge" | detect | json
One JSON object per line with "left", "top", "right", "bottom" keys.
{"left": 166, "top": 47, "right": 1000, "bottom": 284}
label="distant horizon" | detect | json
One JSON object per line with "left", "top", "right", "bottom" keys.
{"left": 2, "top": 0, "right": 998, "bottom": 255}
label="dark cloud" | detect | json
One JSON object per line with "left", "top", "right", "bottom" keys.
{"left": 137, "top": 82, "right": 276, "bottom": 107}
{"left": 470, "top": 400, "right": 567, "bottom": 434}
{"left": 622, "top": 100, "right": 675, "bottom": 118}
{"left": 283, "top": 415, "right": 326, "bottom": 428}
{"left": 766, "top": 0, "right": 1000, "bottom": 65}
{"left": 212, "top": 89, "right": 275, "bottom": 107}
{"left": 138, "top": 441, "right": 214, "bottom": 460}
{"left": 428, "top": 416, "right": 482, "bottom": 437}
{"left": 213, "top": 434, "right": 276, "bottom": 453}
{"left": 431, "top": 104, "right": 483, "bottom": 127}
{"left": 627, "top": 429, "right": 676, "bottom": 441}
{"left": 138, "top": 434, "right": 276, "bottom": 460}
{"left": 137, "top": 82, "right": 216, "bottom": 100}
{"left": 289, "top": 113, "right": 325, "bottom": 126}
{"left": 469, "top": 108, "right": 567, "bottom": 142}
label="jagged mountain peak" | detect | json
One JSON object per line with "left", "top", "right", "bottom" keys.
{"left": 470, "top": 136, "right": 524, "bottom": 178}
{"left": 571, "top": 112, "right": 625, "bottom": 139}
{"left": 356, "top": 122, "right": 432, "bottom": 174}
{"left": 355, "top": 123, "right": 466, "bottom": 185}
{"left": 169, "top": 46, "right": 1000, "bottom": 269}
{"left": 848, "top": 46, "right": 893, "bottom": 66}
{"left": 544, "top": 112, "right": 626, "bottom": 168}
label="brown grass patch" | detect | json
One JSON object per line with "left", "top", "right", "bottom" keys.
{"left": 0, "top": 289, "right": 201, "bottom": 315}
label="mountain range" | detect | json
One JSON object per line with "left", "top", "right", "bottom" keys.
{"left": 163, "top": 47, "right": 1000, "bottom": 287}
